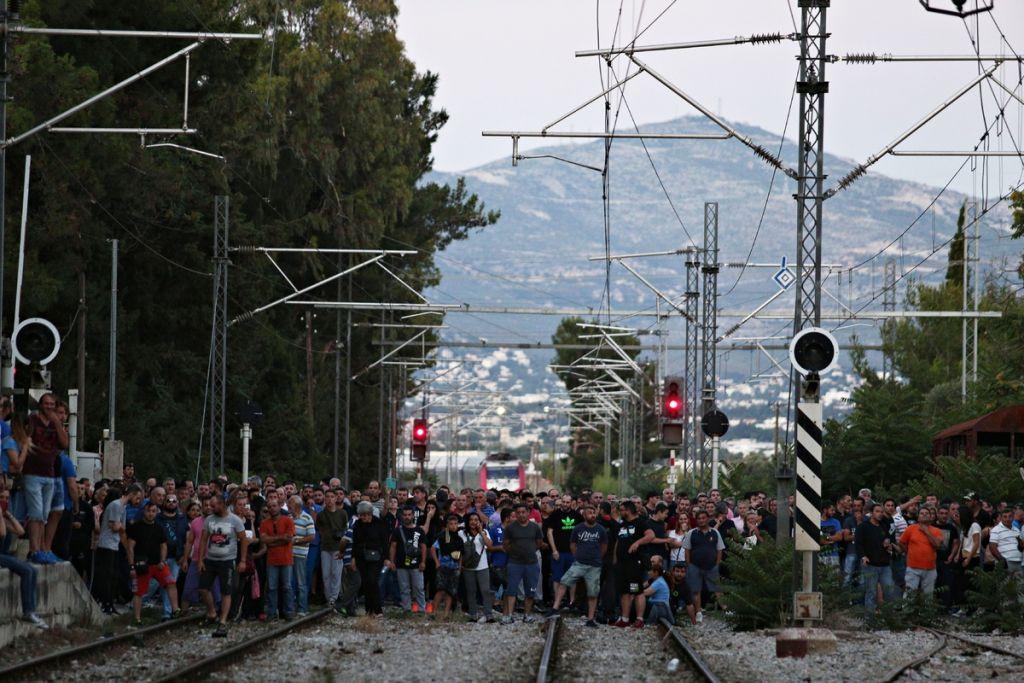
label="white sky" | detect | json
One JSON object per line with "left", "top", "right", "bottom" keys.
{"left": 397, "top": 0, "right": 1024, "bottom": 193}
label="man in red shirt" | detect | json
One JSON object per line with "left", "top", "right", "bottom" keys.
{"left": 898, "top": 506, "right": 943, "bottom": 595}
{"left": 259, "top": 499, "right": 296, "bottom": 620}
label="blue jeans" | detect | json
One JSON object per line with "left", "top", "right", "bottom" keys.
{"left": 861, "top": 564, "right": 894, "bottom": 614}
{"left": 306, "top": 544, "right": 320, "bottom": 602}
{"left": 0, "top": 553, "right": 38, "bottom": 614}
{"left": 266, "top": 564, "right": 295, "bottom": 618}
{"left": 551, "top": 552, "right": 574, "bottom": 583}
{"left": 506, "top": 562, "right": 540, "bottom": 599}
{"left": 379, "top": 566, "right": 400, "bottom": 605}
{"left": 22, "top": 474, "right": 55, "bottom": 522}
{"left": 843, "top": 552, "right": 860, "bottom": 588}
{"left": 890, "top": 554, "right": 906, "bottom": 594}
{"left": 291, "top": 555, "right": 308, "bottom": 613}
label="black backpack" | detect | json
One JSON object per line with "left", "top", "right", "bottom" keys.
{"left": 462, "top": 532, "right": 482, "bottom": 568}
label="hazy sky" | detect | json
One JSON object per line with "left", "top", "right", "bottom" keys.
{"left": 397, "top": 0, "right": 1024, "bottom": 194}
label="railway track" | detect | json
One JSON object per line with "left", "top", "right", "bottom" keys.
{"left": 534, "top": 614, "right": 720, "bottom": 683}
{"left": 882, "top": 626, "right": 1024, "bottom": 682}
{"left": 152, "top": 607, "right": 333, "bottom": 682}
{"left": 0, "top": 613, "right": 204, "bottom": 680}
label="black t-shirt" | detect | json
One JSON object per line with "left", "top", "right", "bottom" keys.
{"left": 126, "top": 520, "right": 167, "bottom": 566}
{"left": 615, "top": 517, "right": 650, "bottom": 562}
{"left": 599, "top": 516, "right": 620, "bottom": 560}
{"left": 670, "top": 579, "right": 693, "bottom": 610}
{"left": 391, "top": 525, "right": 427, "bottom": 568}
{"left": 935, "top": 521, "right": 959, "bottom": 560}
{"left": 543, "top": 510, "right": 583, "bottom": 553}
{"left": 646, "top": 518, "right": 669, "bottom": 561}
{"left": 406, "top": 504, "right": 429, "bottom": 530}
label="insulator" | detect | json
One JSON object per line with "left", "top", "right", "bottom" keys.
{"left": 751, "top": 144, "right": 783, "bottom": 169}
{"left": 749, "top": 32, "right": 784, "bottom": 45}
{"left": 837, "top": 165, "right": 867, "bottom": 191}
{"left": 844, "top": 53, "right": 878, "bottom": 64}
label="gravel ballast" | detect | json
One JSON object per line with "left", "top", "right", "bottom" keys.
{"left": 551, "top": 616, "right": 694, "bottom": 682}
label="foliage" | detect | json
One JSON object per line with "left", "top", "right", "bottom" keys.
{"left": 965, "top": 563, "right": 1024, "bottom": 634}
{"left": 718, "top": 452, "right": 778, "bottom": 501}
{"left": 719, "top": 537, "right": 848, "bottom": 631}
{"left": 904, "top": 454, "right": 1024, "bottom": 504}
{"left": 1011, "top": 189, "right": 1024, "bottom": 280}
{"left": 870, "top": 590, "right": 946, "bottom": 631}
{"left": 946, "top": 202, "right": 967, "bottom": 287}
{"left": 11, "top": 1, "right": 497, "bottom": 484}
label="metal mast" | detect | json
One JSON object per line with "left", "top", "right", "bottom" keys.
{"left": 700, "top": 202, "right": 719, "bottom": 482}
{"left": 209, "top": 195, "right": 229, "bottom": 476}
{"left": 793, "top": 2, "right": 829, "bottom": 336}
{"left": 684, "top": 256, "right": 700, "bottom": 478}
{"left": 882, "top": 258, "right": 897, "bottom": 378}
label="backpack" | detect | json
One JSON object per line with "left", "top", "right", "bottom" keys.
{"left": 462, "top": 532, "right": 482, "bottom": 569}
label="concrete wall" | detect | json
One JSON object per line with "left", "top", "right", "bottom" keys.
{"left": 0, "top": 562, "right": 103, "bottom": 648}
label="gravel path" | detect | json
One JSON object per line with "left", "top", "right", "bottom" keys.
{"left": 551, "top": 617, "right": 692, "bottom": 682}
{"left": 900, "top": 634, "right": 1024, "bottom": 682}
{"left": 210, "top": 611, "right": 544, "bottom": 682}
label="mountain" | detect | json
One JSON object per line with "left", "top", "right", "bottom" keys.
{"left": 416, "top": 115, "right": 1013, "bottom": 457}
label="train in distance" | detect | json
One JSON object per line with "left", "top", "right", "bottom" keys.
{"left": 421, "top": 451, "right": 526, "bottom": 492}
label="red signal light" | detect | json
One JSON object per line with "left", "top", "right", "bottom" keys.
{"left": 412, "top": 418, "right": 428, "bottom": 445}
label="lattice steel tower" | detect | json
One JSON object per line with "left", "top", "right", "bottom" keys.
{"left": 700, "top": 202, "right": 719, "bottom": 479}
{"left": 208, "top": 196, "right": 229, "bottom": 476}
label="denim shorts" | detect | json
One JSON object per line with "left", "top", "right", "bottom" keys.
{"left": 506, "top": 561, "right": 540, "bottom": 598}
{"left": 50, "top": 477, "right": 64, "bottom": 513}
{"left": 22, "top": 474, "right": 55, "bottom": 522}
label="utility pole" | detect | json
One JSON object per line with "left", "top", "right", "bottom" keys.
{"left": 792, "top": 1, "right": 829, "bottom": 625}
{"left": 0, "top": 3, "right": 13, "bottom": 390}
{"left": 961, "top": 201, "right": 977, "bottom": 402}
{"left": 76, "top": 269, "right": 87, "bottom": 437}
{"left": 700, "top": 202, "right": 719, "bottom": 486}
{"left": 108, "top": 239, "right": 118, "bottom": 439}
{"left": 882, "top": 258, "right": 897, "bottom": 379}
{"left": 343, "top": 268, "right": 352, "bottom": 488}
{"left": 684, "top": 255, "right": 700, "bottom": 484}
{"left": 209, "top": 196, "right": 229, "bottom": 476}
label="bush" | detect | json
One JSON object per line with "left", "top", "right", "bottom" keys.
{"left": 870, "top": 590, "right": 946, "bottom": 631}
{"left": 719, "top": 536, "right": 849, "bottom": 631}
{"left": 966, "top": 564, "right": 1024, "bottom": 633}
{"left": 904, "top": 454, "right": 1024, "bottom": 504}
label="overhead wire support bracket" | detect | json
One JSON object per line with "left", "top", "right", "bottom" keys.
{"left": 627, "top": 55, "right": 795, "bottom": 177}
{"left": 843, "top": 53, "right": 1023, "bottom": 63}
{"left": 831, "top": 60, "right": 1003, "bottom": 194}
{"left": 574, "top": 32, "right": 795, "bottom": 58}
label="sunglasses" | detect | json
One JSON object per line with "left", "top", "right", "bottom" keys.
{"left": 167, "top": 498, "right": 179, "bottom": 504}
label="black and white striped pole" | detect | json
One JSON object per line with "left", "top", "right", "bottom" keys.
{"left": 789, "top": 327, "right": 837, "bottom": 625}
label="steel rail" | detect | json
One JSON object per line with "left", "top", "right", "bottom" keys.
{"left": 151, "top": 607, "right": 332, "bottom": 682}
{"left": 658, "top": 619, "right": 721, "bottom": 683}
{"left": 535, "top": 615, "right": 562, "bottom": 683}
{"left": 881, "top": 629, "right": 947, "bottom": 682}
{"left": 0, "top": 613, "right": 203, "bottom": 678}
{"left": 920, "top": 626, "right": 1024, "bottom": 661}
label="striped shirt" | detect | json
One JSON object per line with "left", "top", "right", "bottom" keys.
{"left": 890, "top": 509, "right": 908, "bottom": 537}
{"left": 292, "top": 511, "right": 315, "bottom": 558}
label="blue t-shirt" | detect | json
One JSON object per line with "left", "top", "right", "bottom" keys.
{"left": 0, "top": 420, "right": 10, "bottom": 440}
{"left": 0, "top": 435, "right": 14, "bottom": 474}
{"left": 648, "top": 576, "right": 670, "bottom": 604}
{"left": 488, "top": 523, "right": 507, "bottom": 568}
{"left": 305, "top": 502, "right": 323, "bottom": 546}
{"left": 125, "top": 500, "right": 144, "bottom": 523}
{"left": 820, "top": 517, "right": 843, "bottom": 559}
{"left": 570, "top": 522, "right": 608, "bottom": 567}
{"left": 59, "top": 452, "right": 77, "bottom": 510}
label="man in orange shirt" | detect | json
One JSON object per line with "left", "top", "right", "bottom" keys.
{"left": 898, "top": 506, "right": 943, "bottom": 596}
{"left": 259, "top": 499, "right": 296, "bottom": 620}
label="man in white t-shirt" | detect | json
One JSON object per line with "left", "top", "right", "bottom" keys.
{"left": 989, "top": 508, "right": 1023, "bottom": 575}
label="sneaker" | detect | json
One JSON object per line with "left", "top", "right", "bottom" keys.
{"left": 696, "top": 611, "right": 703, "bottom": 624}
{"left": 425, "top": 602, "right": 435, "bottom": 614}
{"left": 22, "top": 613, "right": 49, "bottom": 630}
{"left": 632, "top": 619, "right": 645, "bottom": 629}
{"left": 202, "top": 615, "right": 219, "bottom": 627}
{"left": 411, "top": 603, "right": 420, "bottom": 613}
{"left": 170, "top": 609, "right": 183, "bottom": 619}
{"left": 585, "top": 619, "right": 598, "bottom": 628}
{"left": 614, "top": 618, "right": 630, "bottom": 628}
{"left": 523, "top": 614, "right": 537, "bottom": 624}
{"left": 477, "top": 615, "right": 488, "bottom": 624}
{"left": 501, "top": 615, "right": 513, "bottom": 625}
{"left": 212, "top": 624, "right": 228, "bottom": 638}
{"left": 41, "top": 551, "right": 61, "bottom": 564}
{"left": 29, "top": 551, "right": 49, "bottom": 565}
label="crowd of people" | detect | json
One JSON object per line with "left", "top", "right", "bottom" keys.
{"left": 3, "top": 396, "right": 1024, "bottom": 637}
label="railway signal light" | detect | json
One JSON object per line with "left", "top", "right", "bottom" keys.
{"left": 660, "top": 376, "right": 684, "bottom": 447}
{"left": 411, "top": 417, "right": 428, "bottom": 462}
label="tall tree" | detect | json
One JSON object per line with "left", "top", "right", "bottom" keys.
{"left": 8, "top": 1, "right": 497, "bottom": 484}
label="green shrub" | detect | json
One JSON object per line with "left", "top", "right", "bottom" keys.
{"left": 870, "top": 590, "right": 946, "bottom": 631}
{"left": 966, "top": 564, "right": 1024, "bottom": 633}
{"left": 719, "top": 537, "right": 849, "bottom": 631}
